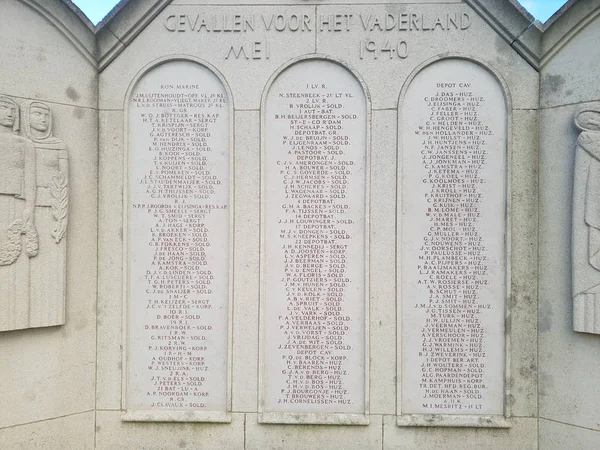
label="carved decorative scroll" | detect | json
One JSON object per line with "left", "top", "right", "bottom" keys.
{"left": 0, "top": 96, "right": 68, "bottom": 332}
{"left": 573, "top": 110, "right": 600, "bottom": 334}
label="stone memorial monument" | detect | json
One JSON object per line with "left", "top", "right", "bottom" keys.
{"left": 0, "top": 0, "right": 599, "bottom": 448}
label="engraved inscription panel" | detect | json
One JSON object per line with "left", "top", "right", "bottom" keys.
{"left": 127, "top": 60, "right": 230, "bottom": 414}
{"left": 262, "top": 59, "right": 367, "bottom": 416}
{"left": 401, "top": 59, "right": 506, "bottom": 416}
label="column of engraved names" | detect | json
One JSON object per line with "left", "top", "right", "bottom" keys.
{"left": 416, "top": 84, "right": 491, "bottom": 412}
{"left": 272, "top": 84, "right": 360, "bottom": 409}
{"left": 130, "top": 84, "right": 228, "bottom": 411}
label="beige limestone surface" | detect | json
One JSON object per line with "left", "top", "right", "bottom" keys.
{"left": 0, "top": 411, "right": 95, "bottom": 450}
{"left": 539, "top": 5, "right": 600, "bottom": 439}
{"left": 125, "top": 59, "right": 232, "bottom": 420}
{"left": 539, "top": 418, "right": 600, "bottom": 450}
{"left": 261, "top": 58, "right": 368, "bottom": 422}
{"left": 0, "top": 0, "right": 98, "bottom": 437}
{"left": 2, "top": 0, "right": 599, "bottom": 448}
{"left": 400, "top": 57, "right": 507, "bottom": 419}
{"left": 384, "top": 415, "right": 538, "bottom": 449}
{"left": 97, "top": 0, "right": 538, "bottom": 439}
{"left": 539, "top": 100, "right": 600, "bottom": 431}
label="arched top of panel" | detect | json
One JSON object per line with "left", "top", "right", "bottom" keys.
{"left": 124, "top": 55, "right": 234, "bottom": 111}
{"left": 398, "top": 50, "right": 510, "bottom": 426}
{"left": 259, "top": 51, "right": 371, "bottom": 424}
{"left": 398, "top": 55, "right": 512, "bottom": 114}
{"left": 261, "top": 55, "right": 372, "bottom": 112}
{"left": 124, "top": 50, "right": 234, "bottom": 422}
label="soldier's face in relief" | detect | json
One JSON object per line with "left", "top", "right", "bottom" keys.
{"left": 0, "top": 101, "right": 15, "bottom": 128}
{"left": 30, "top": 105, "right": 50, "bottom": 132}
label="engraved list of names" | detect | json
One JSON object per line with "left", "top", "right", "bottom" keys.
{"left": 127, "top": 61, "right": 230, "bottom": 415}
{"left": 262, "top": 59, "right": 367, "bottom": 417}
{"left": 401, "top": 59, "right": 507, "bottom": 416}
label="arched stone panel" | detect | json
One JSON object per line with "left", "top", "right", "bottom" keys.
{"left": 398, "top": 57, "right": 509, "bottom": 427}
{"left": 124, "top": 58, "right": 233, "bottom": 422}
{"left": 260, "top": 57, "right": 370, "bottom": 425}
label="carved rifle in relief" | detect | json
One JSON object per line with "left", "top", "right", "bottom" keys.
{"left": 573, "top": 110, "right": 600, "bottom": 334}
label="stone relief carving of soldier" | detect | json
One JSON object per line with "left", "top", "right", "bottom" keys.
{"left": 573, "top": 109, "right": 600, "bottom": 334}
{"left": 0, "top": 96, "right": 39, "bottom": 331}
{"left": 23, "top": 101, "right": 69, "bottom": 329}
{"left": 0, "top": 97, "right": 68, "bottom": 332}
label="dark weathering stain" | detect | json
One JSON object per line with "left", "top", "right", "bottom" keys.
{"left": 542, "top": 74, "right": 565, "bottom": 95}
{"left": 66, "top": 86, "right": 81, "bottom": 101}
{"left": 495, "top": 35, "right": 508, "bottom": 52}
{"left": 73, "top": 107, "right": 85, "bottom": 119}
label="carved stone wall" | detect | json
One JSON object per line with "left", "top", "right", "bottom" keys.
{"left": 95, "top": 0, "right": 538, "bottom": 448}
{"left": 2, "top": 0, "right": 600, "bottom": 449}
{"left": 573, "top": 110, "right": 600, "bottom": 335}
{"left": 0, "top": 97, "right": 68, "bottom": 332}
{"left": 0, "top": 0, "right": 97, "bottom": 445}
{"left": 540, "top": 1, "right": 600, "bottom": 447}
